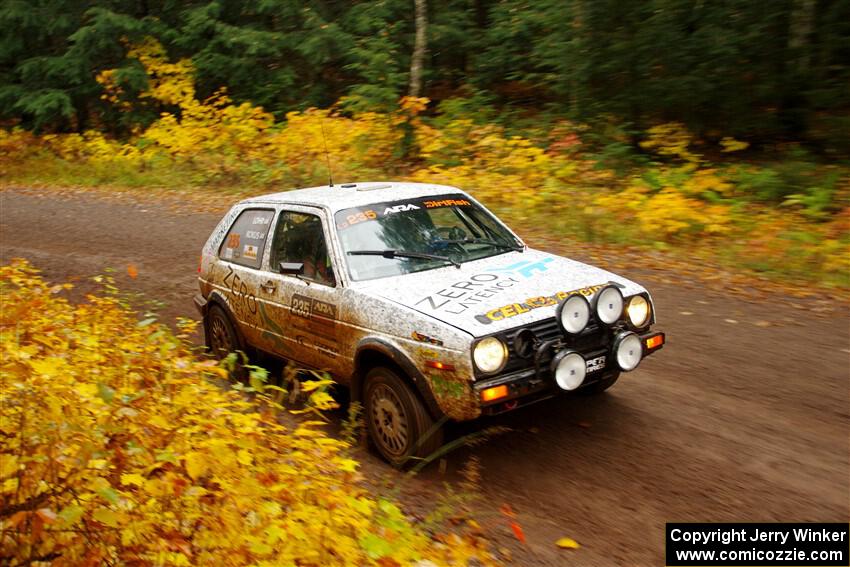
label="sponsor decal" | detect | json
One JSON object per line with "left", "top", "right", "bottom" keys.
{"left": 415, "top": 272, "right": 520, "bottom": 315}
{"left": 252, "top": 215, "right": 271, "bottom": 225}
{"left": 383, "top": 203, "right": 420, "bottom": 215}
{"left": 424, "top": 198, "right": 471, "bottom": 208}
{"left": 243, "top": 244, "right": 258, "bottom": 260}
{"left": 340, "top": 209, "right": 377, "bottom": 229}
{"left": 413, "top": 257, "right": 557, "bottom": 316}
{"left": 222, "top": 265, "right": 258, "bottom": 320}
{"left": 223, "top": 247, "right": 233, "bottom": 260}
{"left": 411, "top": 331, "right": 444, "bottom": 346}
{"left": 475, "top": 283, "right": 607, "bottom": 325}
{"left": 245, "top": 230, "right": 265, "bottom": 240}
{"left": 227, "top": 233, "right": 240, "bottom": 248}
{"left": 336, "top": 194, "right": 475, "bottom": 230}
{"left": 291, "top": 294, "right": 338, "bottom": 342}
{"left": 586, "top": 355, "right": 606, "bottom": 373}
{"left": 490, "top": 257, "right": 554, "bottom": 278}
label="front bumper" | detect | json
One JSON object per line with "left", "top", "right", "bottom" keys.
{"left": 474, "top": 330, "right": 665, "bottom": 415}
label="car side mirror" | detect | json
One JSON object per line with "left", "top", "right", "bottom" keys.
{"left": 279, "top": 262, "right": 304, "bottom": 275}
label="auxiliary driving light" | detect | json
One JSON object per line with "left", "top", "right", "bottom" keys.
{"left": 594, "top": 285, "right": 624, "bottom": 325}
{"left": 551, "top": 350, "right": 587, "bottom": 391}
{"left": 557, "top": 294, "right": 591, "bottom": 334}
{"left": 613, "top": 331, "right": 643, "bottom": 371}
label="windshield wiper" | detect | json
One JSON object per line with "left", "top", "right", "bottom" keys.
{"left": 347, "top": 249, "right": 461, "bottom": 268}
{"left": 435, "top": 238, "right": 523, "bottom": 252}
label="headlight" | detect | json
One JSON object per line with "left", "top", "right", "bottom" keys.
{"left": 473, "top": 337, "right": 508, "bottom": 374}
{"left": 557, "top": 294, "right": 590, "bottom": 334}
{"left": 551, "top": 350, "right": 586, "bottom": 391}
{"left": 594, "top": 285, "right": 624, "bottom": 325}
{"left": 626, "top": 295, "right": 651, "bottom": 328}
{"left": 613, "top": 331, "right": 643, "bottom": 371}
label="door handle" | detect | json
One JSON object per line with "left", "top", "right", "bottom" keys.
{"left": 260, "top": 280, "right": 277, "bottom": 293}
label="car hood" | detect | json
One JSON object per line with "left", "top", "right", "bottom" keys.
{"left": 353, "top": 248, "right": 647, "bottom": 337}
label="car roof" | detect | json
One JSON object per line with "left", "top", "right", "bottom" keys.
{"left": 241, "top": 181, "right": 468, "bottom": 214}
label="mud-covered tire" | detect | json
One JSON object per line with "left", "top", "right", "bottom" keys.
{"left": 206, "top": 305, "right": 240, "bottom": 359}
{"left": 205, "top": 305, "right": 249, "bottom": 382}
{"left": 580, "top": 372, "right": 620, "bottom": 395}
{"left": 364, "top": 366, "right": 443, "bottom": 468}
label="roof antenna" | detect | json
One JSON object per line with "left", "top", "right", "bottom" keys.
{"left": 320, "top": 119, "right": 334, "bottom": 187}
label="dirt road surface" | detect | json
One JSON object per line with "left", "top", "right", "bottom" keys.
{"left": 2, "top": 187, "right": 848, "bottom": 566}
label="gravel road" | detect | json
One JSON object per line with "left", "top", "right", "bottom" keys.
{"left": 2, "top": 187, "right": 847, "bottom": 566}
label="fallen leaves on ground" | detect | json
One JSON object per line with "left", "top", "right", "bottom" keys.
{"left": 556, "top": 537, "right": 581, "bottom": 549}
{"left": 0, "top": 259, "right": 499, "bottom": 566}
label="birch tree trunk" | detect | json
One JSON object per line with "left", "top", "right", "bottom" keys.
{"left": 409, "top": 0, "right": 427, "bottom": 98}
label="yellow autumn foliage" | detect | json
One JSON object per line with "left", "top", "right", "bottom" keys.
{"left": 0, "top": 260, "right": 497, "bottom": 566}
{"left": 593, "top": 174, "right": 734, "bottom": 240}
{"left": 640, "top": 122, "right": 702, "bottom": 164}
{"left": 269, "top": 107, "right": 403, "bottom": 186}
{"left": 410, "top": 119, "right": 554, "bottom": 212}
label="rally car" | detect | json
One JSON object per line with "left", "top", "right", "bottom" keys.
{"left": 195, "top": 182, "right": 665, "bottom": 465}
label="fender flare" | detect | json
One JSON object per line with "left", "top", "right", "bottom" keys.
{"left": 352, "top": 337, "right": 445, "bottom": 420}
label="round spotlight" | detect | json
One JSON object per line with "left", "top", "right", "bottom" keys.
{"left": 613, "top": 331, "right": 643, "bottom": 371}
{"left": 551, "top": 350, "right": 587, "bottom": 391}
{"left": 626, "top": 295, "right": 651, "bottom": 328}
{"left": 594, "top": 285, "right": 624, "bottom": 325}
{"left": 473, "top": 336, "right": 508, "bottom": 374}
{"left": 557, "top": 294, "right": 591, "bottom": 334}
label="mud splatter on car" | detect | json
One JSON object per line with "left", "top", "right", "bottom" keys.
{"left": 195, "top": 182, "right": 665, "bottom": 466}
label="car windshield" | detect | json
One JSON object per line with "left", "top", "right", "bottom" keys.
{"left": 335, "top": 194, "right": 522, "bottom": 281}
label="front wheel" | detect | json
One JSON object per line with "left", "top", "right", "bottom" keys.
{"left": 364, "top": 366, "right": 443, "bottom": 468}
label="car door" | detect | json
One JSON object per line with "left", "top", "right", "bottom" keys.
{"left": 212, "top": 206, "right": 276, "bottom": 347}
{"left": 254, "top": 206, "right": 345, "bottom": 375}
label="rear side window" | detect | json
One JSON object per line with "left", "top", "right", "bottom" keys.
{"left": 218, "top": 208, "right": 275, "bottom": 269}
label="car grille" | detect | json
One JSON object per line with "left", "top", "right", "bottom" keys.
{"left": 501, "top": 317, "right": 558, "bottom": 373}
{"left": 499, "top": 316, "right": 610, "bottom": 375}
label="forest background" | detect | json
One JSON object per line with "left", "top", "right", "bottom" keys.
{"left": 2, "top": 0, "right": 849, "bottom": 287}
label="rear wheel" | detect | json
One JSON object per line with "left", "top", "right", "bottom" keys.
{"left": 364, "top": 366, "right": 443, "bottom": 468}
{"left": 206, "top": 305, "right": 248, "bottom": 381}
{"left": 207, "top": 305, "right": 240, "bottom": 358}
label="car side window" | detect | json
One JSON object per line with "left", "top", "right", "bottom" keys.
{"left": 218, "top": 208, "right": 275, "bottom": 269}
{"left": 271, "top": 211, "right": 336, "bottom": 287}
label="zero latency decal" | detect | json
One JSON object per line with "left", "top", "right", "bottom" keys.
{"left": 414, "top": 257, "right": 556, "bottom": 316}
